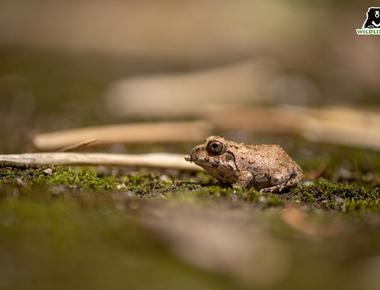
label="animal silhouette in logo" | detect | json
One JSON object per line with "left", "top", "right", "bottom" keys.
{"left": 363, "top": 7, "right": 380, "bottom": 28}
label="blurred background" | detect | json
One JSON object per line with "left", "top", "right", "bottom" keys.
{"left": 0, "top": 0, "right": 379, "bottom": 152}
{"left": 0, "top": 1, "right": 380, "bottom": 290}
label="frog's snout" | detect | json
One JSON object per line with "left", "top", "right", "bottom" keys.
{"left": 185, "top": 145, "right": 204, "bottom": 163}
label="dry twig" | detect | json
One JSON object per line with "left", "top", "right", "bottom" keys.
{"left": 105, "top": 60, "right": 277, "bottom": 117}
{"left": 0, "top": 152, "right": 202, "bottom": 171}
{"left": 32, "top": 121, "right": 212, "bottom": 151}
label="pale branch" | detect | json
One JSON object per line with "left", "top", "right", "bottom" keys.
{"left": 32, "top": 121, "right": 212, "bottom": 151}
{"left": 0, "top": 152, "right": 202, "bottom": 171}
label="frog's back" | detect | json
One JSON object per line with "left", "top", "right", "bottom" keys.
{"left": 244, "top": 144, "right": 300, "bottom": 175}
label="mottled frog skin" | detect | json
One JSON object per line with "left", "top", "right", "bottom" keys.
{"left": 185, "top": 136, "right": 302, "bottom": 192}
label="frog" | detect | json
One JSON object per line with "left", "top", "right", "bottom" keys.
{"left": 184, "top": 136, "right": 303, "bottom": 192}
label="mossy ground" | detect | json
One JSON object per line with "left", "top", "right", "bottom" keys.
{"left": 0, "top": 48, "right": 380, "bottom": 290}
{"left": 0, "top": 163, "right": 379, "bottom": 290}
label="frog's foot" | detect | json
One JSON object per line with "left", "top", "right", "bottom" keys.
{"left": 260, "top": 172, "right": 302, "bottom": 193}
{"left": 260, "top": 184, "right": 286, "bottom": 193}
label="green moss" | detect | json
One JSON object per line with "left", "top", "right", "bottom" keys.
{"left": 292, "top": 180, "right": 380, "bottom": 212}
{"left": 1, "top": 166, "right": 379, "bottom": 213}
{"left": 0, "top": 166, "right": 121, "bottom": 192}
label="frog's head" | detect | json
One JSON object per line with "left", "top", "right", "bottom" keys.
{"left": 185, "top": 136, "right": 236, "bottom": 171}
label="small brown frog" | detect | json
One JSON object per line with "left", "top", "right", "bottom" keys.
{"left": 185, "top": 136, "right": 302, "bottom": 192}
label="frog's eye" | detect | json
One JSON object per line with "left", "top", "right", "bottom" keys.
{"left": 206, "top": 140, "right": 225, "bottom": 155}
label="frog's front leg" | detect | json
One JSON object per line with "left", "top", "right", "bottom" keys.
{"left": 232, "top": 171, "right": 253, "bottom": 189}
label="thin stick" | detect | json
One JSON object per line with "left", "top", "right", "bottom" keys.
{"left": 57, "top": 139, "right": 98, "bottom": 152}
{"left": 0, "top": 153, "right": 202, "bottom": 171}
{"left": 33, "top": 121, "right": 212, "bottom": 151}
